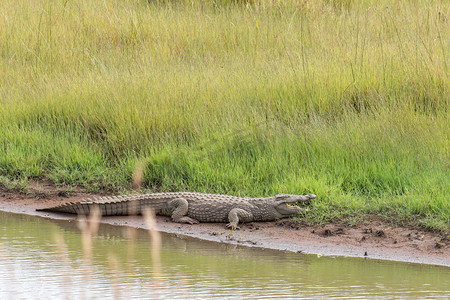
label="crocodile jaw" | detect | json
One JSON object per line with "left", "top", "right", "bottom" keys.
{"left": 275, "top": 202, "right": 302, "bottom": 216}
{"left": 274, "top": 194, "right": 316, "bottom": 216}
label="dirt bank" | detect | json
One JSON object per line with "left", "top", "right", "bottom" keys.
{"left": 0, "top": 185, "right": 448, "bottom": 267}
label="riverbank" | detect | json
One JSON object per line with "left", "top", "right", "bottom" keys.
{"left": 1, "top": 187, "right": 448, "bottom": 267}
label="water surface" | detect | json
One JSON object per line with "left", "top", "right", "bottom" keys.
{"left": 0, "top": 212, "right": 448, "bottom": 299}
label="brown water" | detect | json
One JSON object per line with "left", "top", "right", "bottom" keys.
{"left": 0, "top": 212, "right": 449, "bottom": 299}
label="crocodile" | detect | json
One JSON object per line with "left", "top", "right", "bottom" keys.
{"left": 37, "top": 192, "right": 316, "bottom": 228}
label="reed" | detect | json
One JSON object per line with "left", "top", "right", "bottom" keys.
{"left": 54, "top": 232, "right": 73, "bottom": 298}
{"left": 77, "top": 205, "right": 101, "bottom": 296}
{"left": 107, "top": 253, "right": 122, "bottom": 299}
{"left": 50, "top": 208, "right": 163, "bottom": 298}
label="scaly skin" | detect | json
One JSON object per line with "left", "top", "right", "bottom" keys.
{"left": 37, "top": 192, "right": 316, "bottom": 228}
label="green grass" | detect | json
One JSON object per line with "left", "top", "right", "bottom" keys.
{"left": 0, "top": 0, "right": 448, "bottom": 232}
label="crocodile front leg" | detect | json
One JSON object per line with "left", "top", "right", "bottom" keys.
{"left": 227, "top": 208, "right": 253, "bottom": 229}
{"left": 168, "top": 198, "right": 200, "bottom": 224}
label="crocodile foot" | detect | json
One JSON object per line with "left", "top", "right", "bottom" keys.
{"left": 226, "top": 223, "right": 240, "bottom": 230}
{"left": 174, "top": 216, "right": 200, "bottom": 224}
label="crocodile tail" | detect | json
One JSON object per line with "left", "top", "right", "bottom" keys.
{"left": 37, "top": 202, "right": 92, "bottom": 215}
{"left": 37, "top": 199, "right": 137, "bottom": 216}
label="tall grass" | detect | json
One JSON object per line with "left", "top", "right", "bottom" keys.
{"left": 0, "top": 0, "right": 448, "bottom": 231}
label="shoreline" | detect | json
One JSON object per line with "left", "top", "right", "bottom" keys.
{"left": 0, "top": 191, "right": 448, "bottom": 267}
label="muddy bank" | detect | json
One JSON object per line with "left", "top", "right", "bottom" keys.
{"left": 0, "top": 188, "right": 448, "bottom": 267}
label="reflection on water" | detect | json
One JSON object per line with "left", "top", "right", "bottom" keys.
{"left": 0, "top": 212, "right": 449, "bottom": 299}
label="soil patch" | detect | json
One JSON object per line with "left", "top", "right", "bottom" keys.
{"left": 0, "top": 186, "right": 448, "bottom": 267}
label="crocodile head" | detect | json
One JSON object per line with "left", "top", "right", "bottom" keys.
{"left": 273, "top": 194, "right": 316, "bottom": 216}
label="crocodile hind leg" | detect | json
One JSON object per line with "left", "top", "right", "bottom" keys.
{"left": 168, "top": 198, "right": 200, "bottom": 224}
{"left": 226, "top": 208, "right": 253, "bottom": 229}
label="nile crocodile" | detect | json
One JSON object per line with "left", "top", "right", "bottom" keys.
{"left": 37, "top": 192, "right": 316, "bottom": 228}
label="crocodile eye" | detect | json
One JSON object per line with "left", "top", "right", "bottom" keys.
{"left": 275, "top": 194, "right": 289, "bottom": 201}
